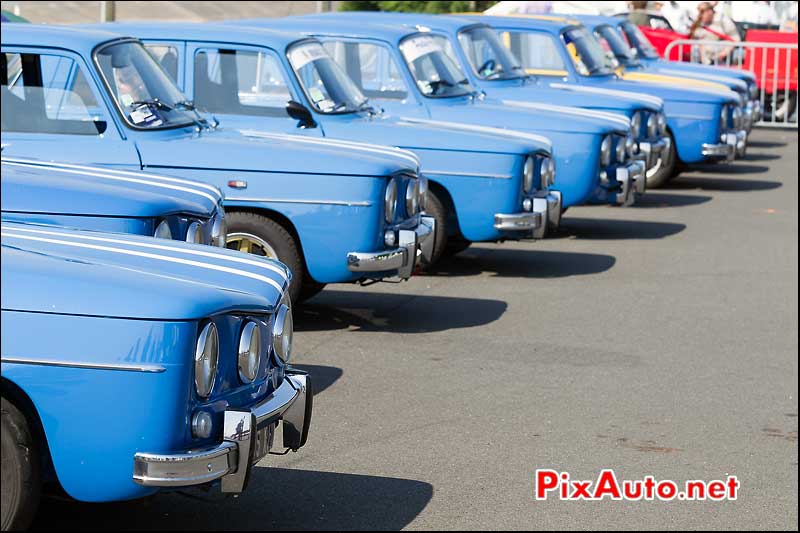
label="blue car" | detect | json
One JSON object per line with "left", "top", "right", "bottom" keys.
{"left": 0, "top": 23, "right": 434, "bottom": 303}
{"left": 0, "top": 220, "right": 311, "bottom": 530}
{"left": 575, "top": 14, "right": 759, "bottom": 134}
{"left": 83, "top": 23, "right": 564, "bottom": 262}
{"left": 1, "top": 157, "right": 226, "bottom": 244}
{"left": 288, "top": 12, "right": 674, "bottom": 187}
{"left": 612, "top": 14, "right": 762, "bottom": 123}
{"left": 451, "top": 13, "right": 745, "bottom": 187}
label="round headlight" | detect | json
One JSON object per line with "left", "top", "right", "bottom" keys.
{"left": 210, "top": 210, "right": 227, "bottom": 248}
{"left": 272, "top": 303, "right": 293, "bottom": 364}
{"left": 657, "top": 112, "right": 667, "bottom": 135}
{"left": 720, "top": 105, "right": 729, "bottom": 131}
{"left": 546, "top": 158, "right": 556, "bottom": 187}
{"left": 384, "top": 178, "right": 397, "bottom": 223}
{"left": 194, "top": 322, "right": 219, "bottom": 398}
{"left": 749, "top": 83, "right": 758, "bottom": 100}
{"left": 405, "top": 179, "right": 420, "bottom": 216}
{"left": 600, "top": 135, "right": 612, "bottom": 167}
{"left": 186, "top": 221, "right": 203, "bottom": 244}
{"left": 523, "top": 155, "right": 535, "bottom": 194}
{"left": 237, "top": 320, "right": 261, "bottom": 383}
{"left": 625, "top": 134, "right": 636, "bottom": 157}
{"left": 418, "top": 175, "right": 428, "bottom": 211}
{"left": 646, "top": 113, "right": 658, "bottom": 138}
{"left": 154, "top": 220, "right": 172, "bottom": 240}
{"left": 615, "top": 136, "right": 627, "bottom": 163}
{"left": 732, "top": 106, "right": 742, "bottom": 129}
{"left": 630, "top": 111, "right": 642, "bottom": 137}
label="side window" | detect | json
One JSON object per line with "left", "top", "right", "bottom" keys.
{"left": 322, "top": 41, "right": 409, "bottom": 100}
{"left": 193, "top": 48, "right": 291, "bottom": 116}
{"left": 145, "top": 44, "right": 179, "bottom": 83}
{"left": 502, "top": 32, "right": 566, "bottom": 71}
{"left": 1, "top": 51, "right": 107, "bottom": 135}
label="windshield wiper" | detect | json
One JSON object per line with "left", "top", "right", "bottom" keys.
{"left": 174, "top": 100, "right": 196, "bottom": 111}
{"left": 129, "top": 98, "right": 172, "bottom": 111}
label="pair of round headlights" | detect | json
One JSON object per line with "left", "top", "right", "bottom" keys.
{"left": 522, "top": 155, "right": 555, "bottom": 194}
{"left": 385, "top": 177, "right": 424, "bottom": 223}
{"left": 193, "top": 302, "right": 293, "bottom": 399}
{"left": 153, "top": 211, "right": 226, "bottom": 247}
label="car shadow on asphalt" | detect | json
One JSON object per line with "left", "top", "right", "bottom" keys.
{"left": 427, "top": 247, "right": 617, "bottom": 278}
{"left": 684, "top": 162, "right": 770, "bottom": 175}
{"left": 742, "top": 152, "right": 782, "bottom": 162}
{"left": 664, "top": 175, "right": 783, "bottom": 192}
{"left": 629, "top": 191, "right": 712, "bottom": 208}
{"left": 548, "top": 218, "right": 686, "bottom": 240}
{"left": 295, "top": 291, "right": 507, "bottom": 333}
{"left": 32, "top": 469, "right": 433, "bottom": 531}
{"left": 746, "top": 139, "right": 788, "bottom": 149}
{"left": 287, "top": 364, "right": 342, "bottom": 396}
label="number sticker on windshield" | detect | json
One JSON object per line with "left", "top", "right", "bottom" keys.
{"left": 289, "top": 45, "right": 328, "bottom": 69}
{"left": 400, "top": 36, "right": 442, "bottom": 63}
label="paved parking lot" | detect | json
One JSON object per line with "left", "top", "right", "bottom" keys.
{"left": 33, "top": 129, "right": 797, "bottom": 530}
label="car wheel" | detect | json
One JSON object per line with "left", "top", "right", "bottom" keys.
{"left": 225, "top": 212, "right": 304, "bottom": 304}
{"left": 647, "top": 131, "right": 678, "bottom": 188}
{"left": 422, "top": 190, "right": 449, "bottom": 266}
{"left": 298, "top": 276, "right": 326, "bottom": 303}
{"left": 442, "top": 238, "right": 471, "bottom": 258}
{"left": 1, "top": 397, "right": 40, "bottom": 532}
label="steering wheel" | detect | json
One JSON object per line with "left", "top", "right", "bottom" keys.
{"left": 477, "top": 59, "right": 496, "bottom": 76}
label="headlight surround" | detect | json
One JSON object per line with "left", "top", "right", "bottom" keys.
{"left": 625, "top": 134, "right": 636, "bottom": 157}
{"left": 384, "top": 178, "right": 398, "bottom": 223}
{"left": 418, "top": 175, "right": 428, "bottom": 212}
{"left": 657, "top": 112, "right": 667, "bottom": 136}
{"left": 538, "top": 155, "right": 555, "bottom": 188}
{"left": 272, "top": 301, "right": 293, "bottom": 364}
{"left": 194, "top": 322, "right": 219, "bottom": 398}
{"left": 237, "top": 320, "right": 262, "bottom": 383}
{"left": 600, "top": 135, "right": 612, "bottom": 167}
{"left": 630, "top": 111, "right": 642, "bottom": 137}
{"left": 522, "top": 155, "right": 535, "bottom": 194}
{"left": 405, "top": 179, "right": 420, "bottom": 216}
{"left": 154, "top": 219, "right": 172, "bottom": 240}
{"left": 186, "top": 220, "right": 203, "bottom": 244}
{"left": 615, "top": 135, "right": 627, "bottom": 163}
{"left": 732, "top": 106, "right": 742, "bottom": 129}
{"left": 646, "top": 113, "right": 658, "bottom": 138}
{"left": 720, "top": 105, "right": 729, "bottom": 131}
{"left": 210, "top": 209, "right": 227, "bottom": 248}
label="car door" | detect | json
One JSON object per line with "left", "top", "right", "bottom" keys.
{"left": 0, "top": 47, "right": 140, "bottom": 168}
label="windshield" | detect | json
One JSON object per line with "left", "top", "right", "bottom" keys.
{"left": 95, "top": 41, "right": 200, "bottom": 129}
{"left": 619, "top": 21, "right": 660, "bottom": 59}
{"left": 458, "top": 26, "right": 526, "bottom": 81}
{"left": 287, "top": 41, "right": 367, "bottom": 114}
{"left": 399, "top": 33, "right": 475, "bottom": 98}
{"left": 595, "top": 25, "right": 639, "bottom": 66}
{"left": 562, "top": 27, "right": 615, "bottom": 76}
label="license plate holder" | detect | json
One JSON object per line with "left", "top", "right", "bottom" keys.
{"left": 251, "top": 423, "right": 274, "bottom": 465}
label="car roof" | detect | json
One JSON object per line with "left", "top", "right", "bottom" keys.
{"left": 462, "top": 14, "right": 579, "bottom": 32}
{"left": 569, "top": 14, "right": 624, "bottom": 29}
{"left": 239, "top": 16, "right": 425, "bottom": 44}
{"left": 79, "top": 21, "right": 305, "bottom": 50}
{"left": 0, "top": 22, "right": 126, "bottom": 53}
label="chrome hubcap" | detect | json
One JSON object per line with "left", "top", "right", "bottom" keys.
{"left": 226, "top": 232, "right": 279, "bottom": 259}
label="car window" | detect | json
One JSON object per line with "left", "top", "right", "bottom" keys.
{"left": 1, "top": 51, "right": 107, "bottom": 135}
{"left": 194, "top": 48, "right": 291, "bottom": 117}
{"left": 323, "top": 40, "right": 409, "bottom": 101}
{"left": 145, "top": 44, "right": 179, "bottom": 83}
{"left": 501, "top": 31, "right": 566, "bottom": 72}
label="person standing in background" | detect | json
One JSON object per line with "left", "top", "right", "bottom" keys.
{"left": 687, "top": 1, "right": 740, "bottom": 64}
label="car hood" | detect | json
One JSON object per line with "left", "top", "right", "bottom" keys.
{"left": 586, "top": 78, "right": 740, "bottom": 105}
{"left": 1, "top": 158, "right": 221, "bottom": 218}
{"left": 1, "top": 221, "right": 290, "bottom": 320}
{"left": 136, "top": 129, "right": 420, "bottom": 177}
{"left": 490, "top": 81, "right": 664, "bottom": 113}
{"left": 468, "top": 100, "right": 630, "bottom": 135}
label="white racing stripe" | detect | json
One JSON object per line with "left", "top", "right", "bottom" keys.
{"left": 1, "top": 157, "right": 223, "bottom": 202}
{"left": 238, "top": 130, "right": 421, "bottom": 169}
{"left": 549, "top": 83, "right": 664, "bottom": 107}
{"left": 498, "top": 100, "right": 631, "bottom": 130}
{"left": 397, "top": 118, "right": 552, "bottom": 149}
{"left": 2, "top": 230, "right": 287, "bottom": 294}
{"left": 2, "top": 224, "right": 289, "bottom": 282}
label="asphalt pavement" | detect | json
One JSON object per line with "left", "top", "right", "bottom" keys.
{"left": 32, "top": 128, "right": 798, "bottom": 530}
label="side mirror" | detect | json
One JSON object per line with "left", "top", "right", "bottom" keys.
{"left": 286, "top": 100, "right": 317, "bottom": 129}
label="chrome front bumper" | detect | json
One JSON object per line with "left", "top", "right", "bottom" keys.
{"left": 644, "top": 135, "right": 673, "bottom": 180}
{"left": 494, "top": 190, "right": 561, "bottom": 239}
{"left": 346, "top": 215, "right": 435, "bottom": 279}
{"left": 702, "top": 130, "right": 746, "bottom": 162}
{"left": 635, "top": 137, "right": 666, "bottom": 172}
{"left": 615, "top": 160, "right": 647, "bottom": 206}
{"left": 133, "top": 371, "right": 312, "bottom": 494}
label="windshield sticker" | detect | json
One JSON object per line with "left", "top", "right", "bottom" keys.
{"left": 129, "top": 106, "right": 163, "bottom": 127}
{"left": 289, "top": 45, "right": 328, "bottom": 69}
{"left": 317, "top": 98, "right": 335, "bottom": 112}
{"left": 119, "top": 93, "right": 134, "bottom": 107}
{"left": 401, "top": 36, "right": 442, "bottom": 63}
{"left": 308, "top": 87, "right": 326, "bottom": 103}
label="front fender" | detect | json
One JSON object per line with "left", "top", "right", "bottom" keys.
{"left": 661, "top": 100, "right": 722, "bottom": 163}
{"left": 538, "top": 131, "right": 601, "bottom": 208}
{"left": 1, "top": 311, "right": 194, "bottom": 502}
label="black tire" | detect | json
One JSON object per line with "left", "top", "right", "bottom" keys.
{"left": 648, "top": 131, "right": 678, "bottom": 188}
{"left": 442, "top": 238, "right": 471, "bottom": 258}
{"left": 1, "top": 397, "right": 40, "bottom": 532}
{"left": 225, "top": 212, "right": 305, "bottom": 304}
{"left": 422, "top": 190, "right": 449, "bottom": 266}
{"left": 298, "top": 276, "right": 326, "bottom": 303}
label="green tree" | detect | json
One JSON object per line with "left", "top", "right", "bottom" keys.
{"left": 339, "top": 1, "right": 498, "bottom": 14}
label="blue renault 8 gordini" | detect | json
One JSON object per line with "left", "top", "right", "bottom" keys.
{"left": 455, "top": 14, "right": 746, "bottom": 187}
{"left": 1, "top": 220, "right": 311, "bottom": 530}
{"left": 83, "top": 22, "right": 562, "bottom": 261}
{"left": 575, "top": 14, "right": 759, "bottom": 135}
{"left": 0, "top": 23, "right": 432, "bottom": 302}
{"left": 1, "top": 157, "right": 227, "bottom": 245}
{"left": 289, "top": 12, "right": 673, "bottom": 187}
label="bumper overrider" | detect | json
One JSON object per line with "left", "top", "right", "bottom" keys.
{"left": 346, "top": 215, "right": 435, "bottom": 278}
{"left": 494, "top": 190, "right": 562, "bottom": 239}
{"left": 133, "top": 370, "right": 312, "bottom": 494}
{"left": 702, "top": 130, "right": 747, "bottom": 162}
{"left": 614, "top": 160, "right": 647, "bottom": 206}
